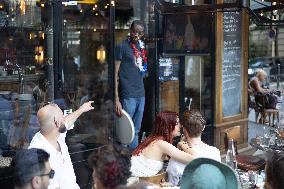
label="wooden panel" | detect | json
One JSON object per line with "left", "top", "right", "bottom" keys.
{"left": 159, "top": 80, "right": 179, "bottom": 112}
{"left": 215, "top": 0, "right": 223, "bottom": 124}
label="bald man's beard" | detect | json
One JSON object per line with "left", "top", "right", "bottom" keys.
{"left": 59, "top": 123, "right": 67, "bottom": 133}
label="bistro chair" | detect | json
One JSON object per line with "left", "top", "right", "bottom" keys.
{"left": 254, "top": 93, "right": 280, "bottom": 126}
{"left": 223, "top": 126, "right": 265, "bottom": 171}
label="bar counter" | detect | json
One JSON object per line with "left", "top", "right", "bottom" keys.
{"left": 0, "top": 73, "right": 45, "bottom": 92}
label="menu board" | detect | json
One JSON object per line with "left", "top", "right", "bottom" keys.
{"left": 222, "top": 10, "right": 242, "bottom": 117}
{"left": 159, "top": 58, "right": 179, "bottom": 81}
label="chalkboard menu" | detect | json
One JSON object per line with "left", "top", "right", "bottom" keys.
{"left": 159, "top": 58, "right": 179, "bottom": 81}
{"left": 222, "top": 10, "right": 242, "bottom": 117}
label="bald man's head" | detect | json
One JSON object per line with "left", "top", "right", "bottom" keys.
{"left": 37, "top": 104, "right": 63, "bottom": 132}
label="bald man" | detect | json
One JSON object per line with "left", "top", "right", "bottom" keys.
{"left": 29, "top": 101, "right": 94, "bottom": 189}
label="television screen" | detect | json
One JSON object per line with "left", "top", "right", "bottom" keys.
{"left": 163, "top": 13, "right": 213, "bottom": 54}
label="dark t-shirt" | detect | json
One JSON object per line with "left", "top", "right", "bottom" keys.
{"left": 116, "top": 39, "right": 145, "bottom": 99}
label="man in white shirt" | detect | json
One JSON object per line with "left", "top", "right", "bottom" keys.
{"left": 29, "top": 101, "right": 94, "bottom": 189}
{"left": 167, "top": 110, "right": 221, "bottom": 186}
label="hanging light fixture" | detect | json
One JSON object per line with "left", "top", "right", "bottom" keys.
{"left": 35, "top": 46, "right": 44, "bottom": 64}
{"left": 19, "top": 0, "right": 26, "bottom": 15}
{"left": 96, "top": 45, "right": 106, "bottom": 64}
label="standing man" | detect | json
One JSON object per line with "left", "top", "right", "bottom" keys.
{"left": 11, "top": 148, "right": 54, "bottom": 189}
{"left": 115, "top": 20, "right": 147, "bottom": 150}
{"left": 29, "top": 101, "right": 94, "bottom": 189}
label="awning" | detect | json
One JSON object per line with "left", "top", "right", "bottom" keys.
{"left": 250, "top": 0, "right": 271, "bottom": 11}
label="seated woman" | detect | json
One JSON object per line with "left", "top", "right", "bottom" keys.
{"left": 249, "top": 69, "right": 269, "bottom": 94}
{"left": 130, "top": 111, "right": 196, "bottom": 177}
{"left": 249, "top": 69, "right": 281, "bottom": 110}
{"left": 265, "top": 152, "right": 284, "bottom": 189}
{"left": 167, "top": 110, "right": 221, "bottom": 186}
{"left": 88, "top": 144, "right": 132, "bottom": 189}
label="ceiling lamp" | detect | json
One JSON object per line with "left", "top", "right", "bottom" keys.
{"left": 19, "top": 0, "right": 26, "bottom": 15}
{"left": 97, "top": 45, "right": 106, "bottom": 64}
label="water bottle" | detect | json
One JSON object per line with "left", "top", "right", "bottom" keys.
{"left": 226, "top": 139, "right": 237, "bottom": 170}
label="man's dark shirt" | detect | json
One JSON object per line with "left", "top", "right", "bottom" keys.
{"left": 116, "top": 39, "right": 145, "bottom": 99}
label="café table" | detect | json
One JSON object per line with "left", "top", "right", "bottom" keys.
{"left": 249, "top": 122, "right": 284, "bottom": 153}
{"left": 236, "top": 169, "right": 266, "bottom": 189}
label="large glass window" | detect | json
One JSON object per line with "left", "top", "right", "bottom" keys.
{"left": 0, "top": 1, "right": 53, "bottom": 153}
{"left": 159, "top": 57, "right": 180, "bottom": 113}
{"left": 60, "top": 3, "right": 114, "bottom": 188}
{"left": 61, "top": 3, "right": 112, "bottom": 143}
{"left": 0, "top": 0, "right": 53, "bottom": 186}
{"left": 184, "top": 56, "right": 213, "bottom": 123}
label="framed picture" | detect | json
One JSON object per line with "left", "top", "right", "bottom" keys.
{"left": 163, "top": 13, "right": 213, "bottom": 55}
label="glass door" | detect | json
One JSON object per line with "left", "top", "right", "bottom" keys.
{"left": 184, "top": 56, "right": 213, "bottom": 123}
{"left": 61, "top": 1, "right": 113, "bottom": 143}
{"left": 183, "top": 55, "right": 214, "bottom": 145}
{"left": 60, "top": 2, "right": 114, "bottom": 188}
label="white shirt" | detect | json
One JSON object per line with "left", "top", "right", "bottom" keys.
{"left": 29, "top": 132, "right": 80, "bottom": 189}
{"left": 130, "top": 154, "right": 164, "bottom": 177}
{"left": 166, "top": 143, "right": 221, "bottom": 186}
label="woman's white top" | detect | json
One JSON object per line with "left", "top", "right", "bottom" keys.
{"left": 130, "top": 154, "right": 164, "bottom": 177}
{"left": 166, "top": 143, "right": 221, "bottom": 186}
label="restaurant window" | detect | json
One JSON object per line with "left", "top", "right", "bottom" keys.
{"left": 0, "top": 0, "right": 53, "bottom": 154}
{"left": 60, "top": 2, "right": 114, "bottom": 188}
{"left": 184, "top": 56, "right": 213, "bottom": 124}
{"left": 0, "top": 0, "right": 53, "bottom": 185}
{"left": 159, "top": 57, "right": 180, "bottom": 113}
{"left": 61, "top": 2, "right": 113, "bottom": 144}
{"left": 114, "top": 0, "right": 156, "bottom": 134}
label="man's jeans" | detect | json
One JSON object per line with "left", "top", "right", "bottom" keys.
{"left": 122, "top": 97, "right": 145, "bottom": 150}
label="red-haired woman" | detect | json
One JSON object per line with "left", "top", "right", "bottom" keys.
{"left": 130, "top": 111, "right": 196, "bottom": 177}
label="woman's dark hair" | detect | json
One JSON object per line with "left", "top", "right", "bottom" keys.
{"left": 182, "top": 110, "right": 206, "bottom": 138}
{"left": 132, "top": 111, "right": 179, "bottom": 156}
{"left": 265, "top": 152, "right": 284, "bottom": 189}
{"left": 11, "top": 148, "right": 50, "bottom": 187}
{"left": 88, "top": 144, "right": 131, "bottom": 189}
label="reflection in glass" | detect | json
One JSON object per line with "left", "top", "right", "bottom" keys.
{"left": 184, "top": 56, "right": 212, "bottom": 123}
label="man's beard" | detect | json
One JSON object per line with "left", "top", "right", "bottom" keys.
{"left": 59, "top": 123, "right": 67, "bottom": 133}
{"left": 130, "top": 36, "right": 140, "bottom": 43}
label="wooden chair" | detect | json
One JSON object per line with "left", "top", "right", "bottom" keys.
{"left": 255, "top": 94, "right": 279, "bottom": 126}
{"left": 224, "top": 126, "right": 240, "bottom": 154}
{"left": 260, "top": 109, "right": 279, "bottom": 126}
{"left": 139, "top": 172, "right": 167, "bottom": 185}
{"left": 223, "top": 126, "right": 265, "bottom": 171}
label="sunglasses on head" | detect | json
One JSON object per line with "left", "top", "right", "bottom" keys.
{"left": 41, "top": 102, "right": 58, "bottom": 109}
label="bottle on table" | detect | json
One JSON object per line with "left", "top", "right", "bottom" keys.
{"left": 226, "top": 139, "right": 237, "bottom": 170}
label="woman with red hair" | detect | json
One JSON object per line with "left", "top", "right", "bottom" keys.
{"left": 130, "top": 111, "right": 196, "bottom": 177}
